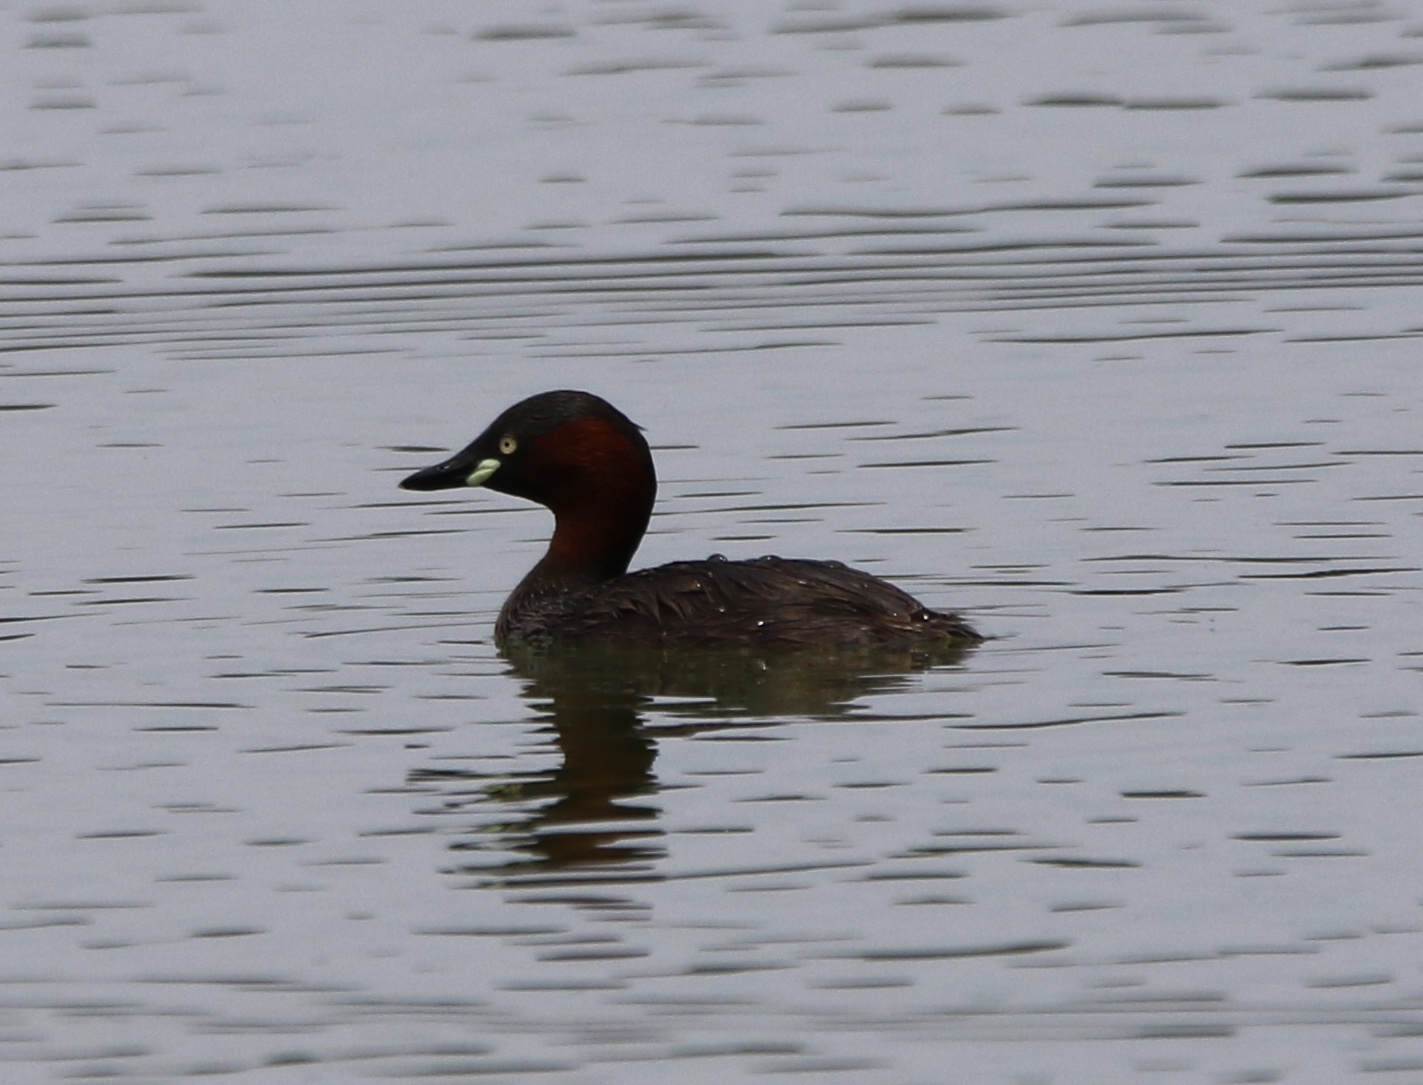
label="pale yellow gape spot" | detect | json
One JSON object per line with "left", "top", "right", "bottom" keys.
{"left": 466, "top": 459, "right": 501, "bottom": 487}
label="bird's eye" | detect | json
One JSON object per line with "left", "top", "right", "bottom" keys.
{"left": 498, "top": 435, "right": 517, "bottom": 455}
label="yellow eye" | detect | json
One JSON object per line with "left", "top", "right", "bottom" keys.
{"left": 498, "top": 435, "right": 517, "bottom": 455}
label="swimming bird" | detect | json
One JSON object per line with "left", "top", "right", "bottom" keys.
{"left": 400, "top": 390, "right": 981, "bottom": 651}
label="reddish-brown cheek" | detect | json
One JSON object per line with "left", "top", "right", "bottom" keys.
{"left": 524, "top": 417, "right": 644, "bottom": 504}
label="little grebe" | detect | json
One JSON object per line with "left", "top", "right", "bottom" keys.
{"left": 400, "top": 390, "right": 981, "bottom": 650}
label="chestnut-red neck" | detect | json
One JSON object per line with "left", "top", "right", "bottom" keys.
{"left": 522, "top": 416, "right": 655, "bottom": 585}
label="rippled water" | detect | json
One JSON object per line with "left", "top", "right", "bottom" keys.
{"left": 4, "top": 1, "right": 1423, "bottom": 1082}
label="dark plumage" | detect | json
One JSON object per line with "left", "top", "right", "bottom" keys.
{"left": 400, "top": 390, "right": 981, "bottom": 651}
{"left": 501, "top": 555, "right": 978, "bottom": 649}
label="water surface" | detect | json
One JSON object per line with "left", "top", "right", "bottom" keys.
{"left": 3, "top": 2, "right": 1423, "bottom": 1082}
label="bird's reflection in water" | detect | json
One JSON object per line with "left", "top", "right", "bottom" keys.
{"left": 410, "top": 640, "right": 976, "bottom": 886}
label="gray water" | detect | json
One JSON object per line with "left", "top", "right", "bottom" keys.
{"left": 3, "top": 1, "right": 1423, "bottom": 1082}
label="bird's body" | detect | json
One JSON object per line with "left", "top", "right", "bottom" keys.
{"left": 400, "top": 390, "right": 981, "bottom": 651}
